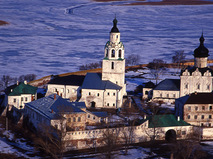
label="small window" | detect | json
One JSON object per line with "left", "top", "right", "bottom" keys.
{"left": 173, "top": 94, "right": 176, "bottom": 98}
{"left": 13, "top": 98, "right": 16, "bottom": 103}
{"left": 68, "top": 118, "right": 71, "bottom": 122}
{"left": 195, "top": 107, "right": 198, "bottom": 111}
{"left": 107, "top": 103, "right": 109, "bottom": 106}
{"left": 201, "top": 123, "right": 204, "bottom": 127}
{"left": 187, "top": 115, "right": 190, "bottom": 119}
{"left": 209, "top": 115, "right": 212, "bottom": 119}
{"left": 160, "top": 93, "right": 162, "bottom": 97}
{"left": 113, "top": 103, "right": 115, "bottom": 106}
{"left": 78, "top": 117, "right": 81, "bottom": 122}
{"left": 55, "top": 125, "right": 58, "bottom": 129}
{"left": 207, "top": 85, "right": 210, "bottom": 90}
{"left": 108, "top": 92, "right": 110, "bottom": 96}
{"left": 210, "top": 106, "right": 212, "bottom": 110}
{"left": 88, "top": 115, "right": 90, "bottom": 118}
{"left": 93, "top": 116, "right": 95, "bottom": 120}
{"left": 201, "top": 115, "right": 204, "bottom": 119}
{"left": 209, "top": 123, "right": 211, "bottom": 127}
{"left": 116, "top": 35, "right": 118, "bottom": 39}
{"left": 197, "top": 84, "right": 200, "bottom": 90}
{"left": 182, "top": 131, "right": 186, "bottom": 135}
{"left": 202, "top": 106, "right": 205, "bottom": 110}
{"left": 21, "top": 97, "right": 23, "bottom": 101}
{"left": 25, "top": 97, "right": 28, "bottom": 101}
{"left": 119, "top": 50, "right": 122, "bottom": 58}
{"left": 111, "top": 50, "right": 115, "bottom": 57}
{"left": 67, "top": 89, "right": 69, "bottom": 93}
{"left": 194, "top": 115, "right": 197, "bottom": 119}
{"left": 89, "top": 92, "right": 91, "bottom": 96}
{"left": 111, "top": 62, "right": 114, "bottom": 69}
{"left": 113, "top": 93, "right": 116, "bottom": 96}
{"left": 73, "top": 117, "right": 76, "bottom": 122}
{"left": 106, "top": 49, "right": 108, "bottom": 57}
{"left": 167, "top": 94, "right": 169, "bottom": 98}
{"left": 185, "top": 84, "right": 188, "bottom": 89}
{"left": 188, "top": 106, "right": 191, "bottom": 111}
{"left": 97, "top": 93, "right": 99, "bottom": 96}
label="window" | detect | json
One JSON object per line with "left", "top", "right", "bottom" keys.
{"left": 209, "top": 115, "right": 212, "bottom": 119}
{"left": 202, "top": 106, "right": 205, "bottom": 110}
{"left": 113, "top": 93, "right": 116, "bottom": 96}
{"left": 188, "top": 106, "right": 191, "bottom": 111}
{"left": 173, "top": 94, "right": 176, "bottom": 98}
{"left": 68, "top": 118, "right": 71, "bottom": 122}
{"left": 93, "top": 116, "right": 95, "bottom": 120}
{"left": 13, "top": 98, "right": 16, "bottom": 103}
{"left": 113, "top": 103, "right": 115, "bottom": 106}
{"left": 108, "top": 92, "right": 110, "bottom": 96}
{"left": 88, "top": 115, "right": 90, "bottom": 118}
{"left": 106, "top": 49, "right": 108, "bottom": 57}
{"left": 197, "top": 84, "right": 200, "bottom": 90}
{"left": 209, "top": 123, "right": 211, "bottom": 127}
{"left": 73, "top": 117, "right": 76, "bottom": 122}
{"left": 187, "top": 115, "right": 190, "bottom": 119}
{"left": 195, "top": 106, "right": 198, "bottom": 111}
{"left": 55, "top": 125, "right": 58, "bottom": 129}
{"left": 25, "top": 97, "right": 27, "bottom": 101}
{"left": 111, "top": 50, "right": 115, "bottom": 57}
{"left": 116, "top": 35, "right": 118, "bottom": 39}
{"left": 119, "top": 50, "right": 122, "bottom": 58}
{"left": 194, "top": 115, "right": 197, "bottom": 119}
{"left": 89, "top": 92, "right": 91, "bottom": 96}
{"left": 107, "top": 103, "right": 109, "bottom": 106}
{"left": 201, "top": 115, "right": 204, "bottom": 119}
{"left": 207, "top": 84, "right": 210, "bottom": 90}
{"left": 201, "top": 123, "right": 204, "bottom": 127}
{"left": 21, "top": 97, "right": 23, "bottom": 101}
{"left": 67, "top": 89, "right": 69, "bottom": 93}
{"left": 111, "top": 62, "right": 114, "bottom": 69}
{"left": 160, "top": 93, "right": 162, "bottom": 97}
{"left": 78, "top": 117, "right": 81, "bottom": 122}
{"left": 182, "top": 131, "right": 186, "bottom": 135}
{"left": 210, "top": 106, "right": 212, "bottom": 110}
{"left": 97, "top": 93, "right": 99, "bottom": 96}
{"left": 167, "top": 94, "right": 169, "bottom": 98}
{"left": 185, "top": 83, "right": 188, "bottom": 89}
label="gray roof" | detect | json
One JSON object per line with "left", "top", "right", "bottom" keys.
{"left": 25, "top": 94, "right": 85, "bottom": 120}
{"left": 82, "top": 73, "right": 122, "bottom": 90}
{"left": 91, "top": 111, "right": 108, "bottom": 118}
{"left": 154, "top": 79, "right": 180, "bottom": 91}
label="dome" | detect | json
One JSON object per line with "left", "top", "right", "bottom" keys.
{"left": 110, "top": 18, "right": 119, "bottom": 33}
{"left": 194, "top": 33, "right": 209, "bottom": 58}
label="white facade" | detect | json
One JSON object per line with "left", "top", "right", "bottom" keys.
{"left": 8, "top": 94, "right": 35, "bottom": 109}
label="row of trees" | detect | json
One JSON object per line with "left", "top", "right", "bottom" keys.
{"left": 0, "top": 74, "right": 36, "bottom": 90}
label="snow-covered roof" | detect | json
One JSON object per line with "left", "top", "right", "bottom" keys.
{"left": 25, "top": 94, "right": 85, "bottom": 120}
{"left": 82, "top": 73, "right": 122, "bottom": 90}
{"left": 154, "top": 79, "right": 180, "bottom": 91}
{"left": 5, "top": 83, "right": 37, "bottom": 96}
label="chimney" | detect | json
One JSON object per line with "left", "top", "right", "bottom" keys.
{"left": 144, "top": 115, "right": 146, "bottom": 119}
{"left": 177, "top": 116, "right": 180, "bottom": 121}
{"left": 17, "top": 81, "right": 19, "bottom": 85}
{"left": 24, "top": 80, "right": 27, "bottom": 84}
{"left": 54, "top": 94, "right": 56, "bottom": 100}
{"left": 51, "top": 109, "right": 53, "bottom": 113}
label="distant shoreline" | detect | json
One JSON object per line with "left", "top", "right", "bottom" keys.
{"left": 93, "top": 0, "right": 213, "bottom": 5}
{"left": 0, "top": 20, "right": 9, "bottom": 26}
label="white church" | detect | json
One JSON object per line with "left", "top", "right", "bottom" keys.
{"left": 46, "top": 18, "right": 126, "bottom": 108}
{"left": 151, "top": 33, "right": 213, "bottom": 102}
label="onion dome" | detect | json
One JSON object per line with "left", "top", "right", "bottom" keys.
{"left": 110, "top": 18, "right": 119, "bottom": 33}
{"left": 194, "top": 33, "right": 209, "bottom": 57}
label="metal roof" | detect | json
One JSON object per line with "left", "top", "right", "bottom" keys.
{"left": 6, "top": 83, "right": 37, "bottom": 96}
{"left": 25, "top": 94, "right": 85, "bottom": 120}
{"left": 154, "top": 79, "right": 180, "bottom": 91}
{"left": 82, "top": 73, "right": 122, "bottom": 90}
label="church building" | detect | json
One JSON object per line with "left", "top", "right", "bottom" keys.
{"left": 151, "top": 33, "right": 212, "bottom": 102}
{"left": 80, "top": 18, "right": 126, "bottom": 108}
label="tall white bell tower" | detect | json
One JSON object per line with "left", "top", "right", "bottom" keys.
{"left": 102, "top": 18, "right": 126, "bottom": 95}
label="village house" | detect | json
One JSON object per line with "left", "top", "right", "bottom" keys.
{"left": 5, "top": 81, "right": 37, "bottom": 110}
{"left": 175, "top": 92, "right": 213, "bottom": 127}
{"left": 147, "top": 34, "right": 213, "bottom": 102}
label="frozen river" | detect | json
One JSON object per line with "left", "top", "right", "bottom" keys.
{"left": 0, "top": 0, "right": 213, "bottom": 79}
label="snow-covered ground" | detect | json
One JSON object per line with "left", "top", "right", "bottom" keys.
{"left": 0, "top": 0, "right": 213, "bottom": 79}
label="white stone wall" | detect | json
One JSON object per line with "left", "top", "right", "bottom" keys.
{"left": 152, "top": 90, "right": 179, "bottom": 103}
{"left": 8, "top": 94, "right": 36, "bottom": 109}
{"left": 180, "top": 69, "right": 213, "bottom": 97}
{"left": 47, "top": 84, "right": 80, "bottom": 100}
{"left": 194, "top": 57, "right": 208, "bottom": 68}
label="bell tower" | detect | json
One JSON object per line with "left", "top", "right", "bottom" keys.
{"left": 102, "top": 18, "right": 126, "bottom": 94}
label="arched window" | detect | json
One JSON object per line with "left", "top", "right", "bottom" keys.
{"left": 197, "top": 83, "right": 200, "bottom": 90}
{"left": 111, "top": 62, "right": 114, "bottom": 69}
{"left": 119, "top": 50, "right": 122, "bottom": 58}
{"left": 106, "top": 49, "right": 108, "bottom": 57}
{"left": 111, "top": 50, "right": 115, "bottom": 58}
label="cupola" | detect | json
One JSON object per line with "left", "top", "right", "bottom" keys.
{"left": 194, "top": 33, "right": 209, "bottom": 58}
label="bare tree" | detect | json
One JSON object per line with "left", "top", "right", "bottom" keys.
{"left": 18, "top": 74, "right": 36, "bottom": 82}
{"left": 100, "top": 127, "right": 121, "bottom": 159}
{"left": 126, "top": 54, "right": 141, "bottom": 66}
{"left": 147, "top": 59, "right": 167, "bottom": 85}
{"left": 79, "top": 61, "right": 102, "bottom": 71}
{"left": 172, "top": 50, "right": 186, "bottom": 69}
{"left": 1, "top": 75, "right": 15, "bottom": 89}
